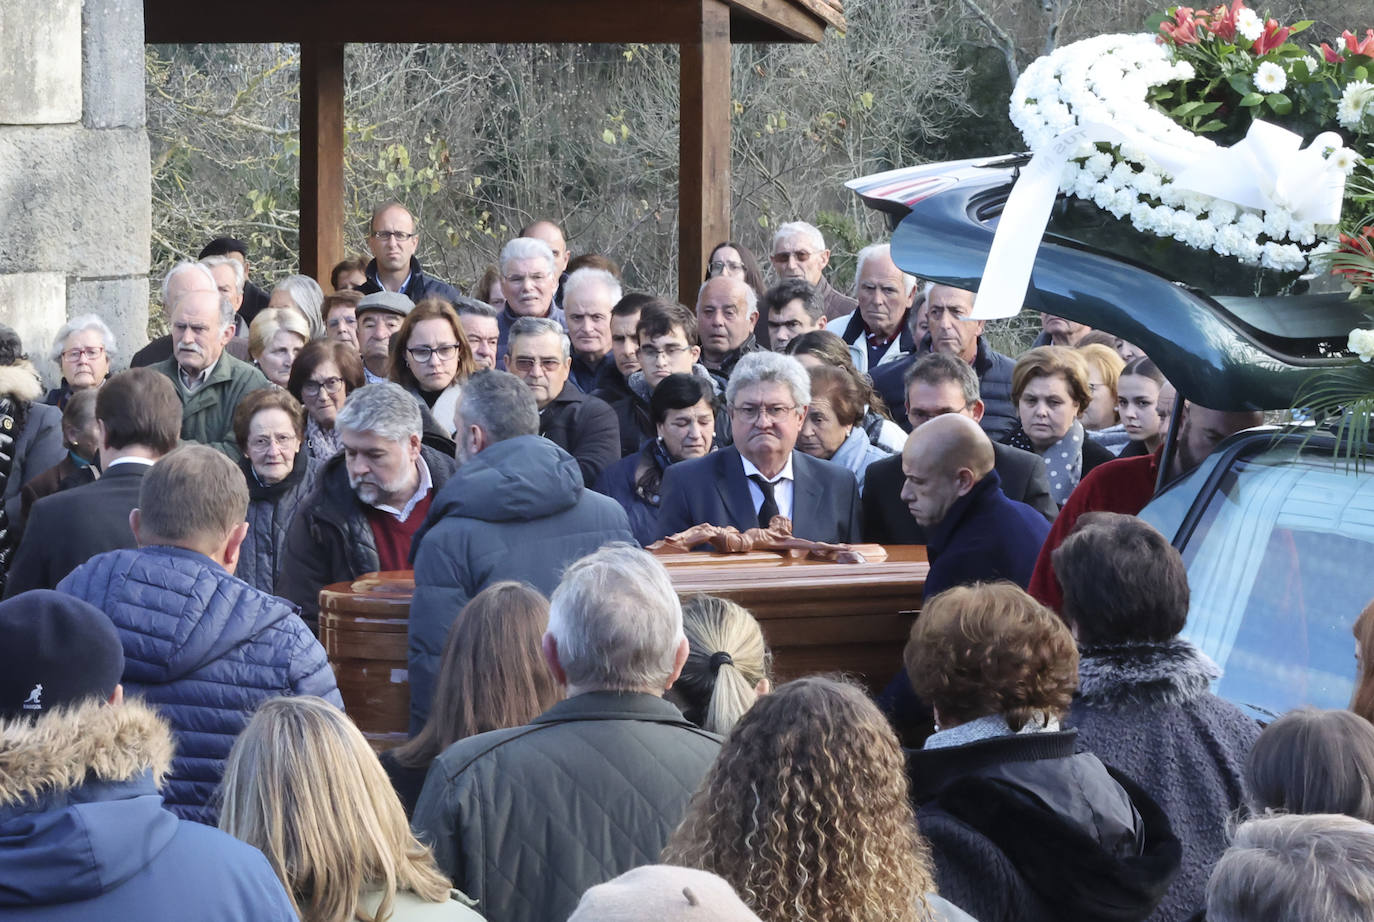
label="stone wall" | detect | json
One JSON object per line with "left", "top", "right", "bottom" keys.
{"left": 0, "top": 0, "right": 149, "bottom": 387}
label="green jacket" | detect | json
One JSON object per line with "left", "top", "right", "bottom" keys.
{"left": 152, "top": 353, "right": 271, "bottom": 457}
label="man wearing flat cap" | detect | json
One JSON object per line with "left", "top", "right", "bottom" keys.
{"left": 356, "top": 290, "right": 414, "bottom": 384}
{"left": 0, "top": 590, "right": 297, "bottom": 919}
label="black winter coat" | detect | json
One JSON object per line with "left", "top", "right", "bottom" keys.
{"left": 908, "top": 730, "right": 1181, "bottom": 922}
{"left": 1068, "top": 640, "right": 1260, "bottom": 922}
{"left": 275, "top": 444, "right": 457, "bottom": 628}
{"left": 237, "top": 449, "right": 319, "bottom": 595}
{"left": 538, "top": 382, "right": 621, "bottom": 487}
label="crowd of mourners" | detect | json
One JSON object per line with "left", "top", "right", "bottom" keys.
{"left": 1, "top": 204, "right": 1373, "bottom": 922}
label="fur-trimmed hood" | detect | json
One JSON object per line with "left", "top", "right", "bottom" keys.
{"left": 0, "top": 697, "right": 173, "bottom": 807}
{"left": 1076, "top": 638, "right": 1220, "bottom": 709}
{"left": 0, "top": 360, "right": 44, "bottom": 405}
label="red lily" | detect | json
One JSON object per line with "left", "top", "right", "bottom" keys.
{"left": 1344, "top": 28, "right": 1374, "bottom": 57}
{"left": 1251, "top": 19, "right": 1291, "bottom": 55}
{"left": 1160, "top": 8, "right": 1202, "bottom": 44}
{"left": 1321, "top": 42, "right": 1347, "bottom": 63}
{"left": 1208, "top": 0, "right": 1243, "bottom": 41}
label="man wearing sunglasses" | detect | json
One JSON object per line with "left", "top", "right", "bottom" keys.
{"left": 769, "top": 220, "right": 857, "bottom": 321}
{"left": 358, "top": 201, "right": 462, "bottom": 305}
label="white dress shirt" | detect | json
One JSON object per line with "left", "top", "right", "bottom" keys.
{"left": 739, "top": 453, "right": 795, "bottom": 521}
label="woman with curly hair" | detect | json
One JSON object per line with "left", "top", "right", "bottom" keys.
{"left": 219, "top": 696, "right": 483, "bottom": 922}
{"left": 784, "top": 329, "right": 904, "bottom": 452}
{"left": 905, "top": 582, "right": 1181, "bottom": 922}
{"left": 663, "top": 675, "right": 971, "bottom": 922}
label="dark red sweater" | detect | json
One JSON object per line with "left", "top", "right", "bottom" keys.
{"left": 364, "top": 491, "right": 435, "bottom": 572}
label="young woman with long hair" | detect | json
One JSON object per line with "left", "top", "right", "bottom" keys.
{"left": 666, "top": 595, "right": 770, "bottom": 735}
{"left": 218, "top": 696, "right": 483, "bottom": 922}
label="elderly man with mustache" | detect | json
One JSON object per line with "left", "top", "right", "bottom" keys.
{"left": 150, "top": 281, "right": 271, "bottom": 457}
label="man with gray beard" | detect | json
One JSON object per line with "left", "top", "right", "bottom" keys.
{"left": 276, "top": 381, "right": 458, "bottom": 629}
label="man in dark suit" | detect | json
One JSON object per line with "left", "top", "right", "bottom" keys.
{"left": 506, "top": 316, "right": 621, "bottom": 487}
{"left": 656, "top": 350, "right": 861, "bottom": 544}
{"left": 5, "top": 369, "right": 182, "bottom": 596}
{"left": 864, "top": 353, "right": 1055, "bottom": 544}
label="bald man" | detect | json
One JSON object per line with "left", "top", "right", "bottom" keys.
{"left": 881, "top": 415, "right": 1052, "bottom": 745}
{"left": 900, "top": 414, "right": 1051, "bottom": 599}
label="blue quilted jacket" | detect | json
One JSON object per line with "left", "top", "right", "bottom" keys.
{"left": 57, "top": 546, "right": 342, "bottom": 824}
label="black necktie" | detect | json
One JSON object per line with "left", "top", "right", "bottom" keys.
{"left": 748, "top": 474, "right": 780, "bottom": 527}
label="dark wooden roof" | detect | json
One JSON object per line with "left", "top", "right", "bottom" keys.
{"left": 143, "top": 0, "right": 845, "bottom": 44}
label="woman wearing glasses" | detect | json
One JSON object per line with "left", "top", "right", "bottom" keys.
{"left": 231, "top": 388, "right": 320, "bottom": 594}
{"left": 388, "top": 299, "right": 478, "bottom": 439}
{"left": 44, "top": 314, "right": 116, "bottom": 408}
{"left": 287, "top": 340, "right": 366, "bottom": 462}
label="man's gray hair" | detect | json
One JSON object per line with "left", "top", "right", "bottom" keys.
{"left": 903, "top": 352, "right": 981, "bottom": 406}
{"left": 453, "top": 296, "right": 499, "bottom": 319}
{"left": 499, "top": 237, "right": 556, "bottom": 276}
{"left": 200, "top": 255, "right": 245, "bottom": 293}
{"left": 335, "top": 381, "right": 422, "bottom": 443}
{"left": 508, "top": 316, "right": 570, "bottom": 360}
{"left": 696, "top": 276, "right": 758, "bottom": 315}
{"left": 855, "top": 243, "right": 917, "bottom": 296}
{"left": 160, "top": 261, "right": 217, "bottom": 308}
{"left": 272, "top": 274, "right": 325, "bottom": 339}
{"left": 725, "top": 349, "right": 811, "bottom": 408}
{"left": 772, "top": 220, "right": 826, "bottom": 254}
{"left": 563, "top": 267, "right": 623, "bottom": 309}
{"left": 547, "top": 544, "right": 685, "bottom": 692}
{"left": 457, "top": 370, "right": 538, "bottom": 442}
{"left": 1207, "top": 813, "right": 1374, "bottom": 922}
{"left": 49, "top": 314, "right": 118, "bottom": 364}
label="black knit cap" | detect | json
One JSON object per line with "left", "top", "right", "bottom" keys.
{"left": 198, "top": 236, "right": 249, "bottom": 261}
{"left": 0, "top": 590, "right": 124, "bottom": 718}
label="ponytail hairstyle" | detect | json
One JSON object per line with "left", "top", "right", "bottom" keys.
{"left": 668, "top": 595, "right": 771, "bottom": 734}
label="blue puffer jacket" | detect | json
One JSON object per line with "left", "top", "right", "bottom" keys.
{"left": 408, "top": 434, "right": 634, "bottom": 732}
{"left": 57, "top": 546, "right": 342, "bottom": 824}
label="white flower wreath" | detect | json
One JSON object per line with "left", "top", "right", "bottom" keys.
{"left": 1009, "top": 33, "right": 1355, "bottom": 272}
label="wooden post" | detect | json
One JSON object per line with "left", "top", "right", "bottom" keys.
{"left": 300, "top": 42, "right": 346, "bottom": 284}
{"left": 678, "top": 0, "right": 731, "bottom": 308}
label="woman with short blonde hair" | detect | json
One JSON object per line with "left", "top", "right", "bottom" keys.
{"left": 249, "top": 307, "right": 312, "bottom": 389}
{"left": 1004, "top": 345, "right": 1114, "bottom": 507}
{"left": 219, "top": 696, "right": 483, "bottom": 922}
{"left": 667, "top": 595, "right": 771, "bottom": 735}
{"left": 1076, "top": 342, "right": 1128, "bottom": 452}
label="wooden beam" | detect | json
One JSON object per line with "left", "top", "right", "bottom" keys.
{"left": 679, "top": 0, "right": 732, "bottom": 308}
{"left": 299, "top": 42, "right": 346, "bottom": 285}
{"left": 146, "top": 0, "right": 704, "bottom": 44}
{"left": 724, "top": 0, "right": 830, "bottom": 42}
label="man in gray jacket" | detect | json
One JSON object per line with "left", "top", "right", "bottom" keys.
{"left": 407, "top": 370, "right": 634, "bottom": 731}
{"left": 412, "top": 545, "right": 720, "bottom": 922}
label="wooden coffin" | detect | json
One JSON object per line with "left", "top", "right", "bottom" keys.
{"left": 318, "top": 546, "right": 927, "bottom": 743}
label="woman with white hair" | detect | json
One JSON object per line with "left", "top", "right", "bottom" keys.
{"left": 268, "top": 274, "right": 326, "bottom": 340}
{"left": 44, "top": 314, "right": 117, "bottom": 408}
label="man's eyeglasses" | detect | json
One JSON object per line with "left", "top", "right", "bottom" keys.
{"left": 511, "top": 356, "right": 565, "bottom": 374}
{"left": 371, "top": 230, "right": 417, "bottom": 242}
{"left": 640, "top": 344, "right": 689, "bottom": 363}
{"left": 709, "top": 260, "right": 745, "bottom": 275}
{"left": 770, "top": 250, "right": 814, "bottom": 265}
{"left": 407, "top": 344, "right": 461, "bottom": 364}
{"left": 61, "top": 346, "right": 105, "bottom": 362}
{"left": 301, "top": 376, "right": 345, "bottom": 397}
{"left": 730, "top": 403, "right": 798, "bottom": 423}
